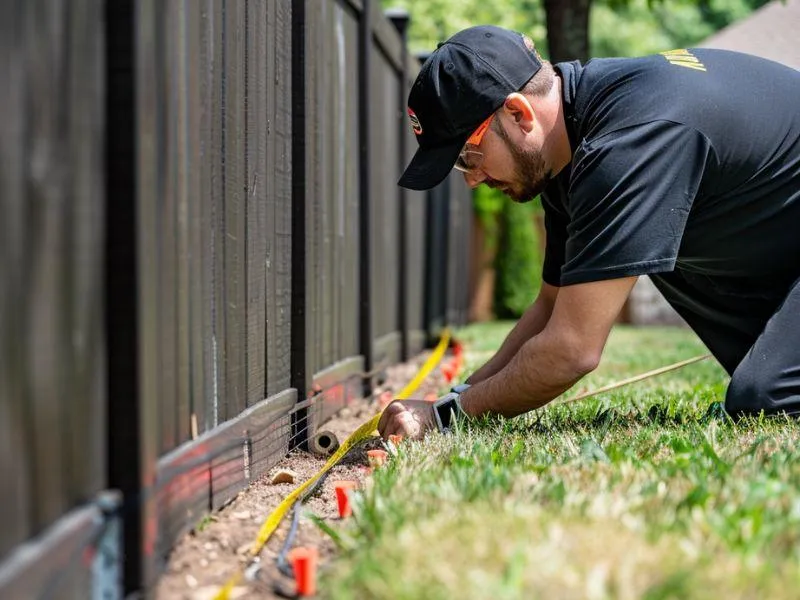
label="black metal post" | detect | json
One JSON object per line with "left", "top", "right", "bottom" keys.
{"left": 290, "top": 0, "right": 309, "bottom": 450}
{"left": 104, "top": 0, "right": 142, "bottom": 593}
{"left": 415, "top": 51, "right": 443, "bottom": 342}
{"left": 386, "top": 8, "right": 410, "bottom": 360}
{"left": 358, "top": 0, "right": 373, "bottom": 395}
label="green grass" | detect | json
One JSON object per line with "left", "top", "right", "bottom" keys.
{"left": 320, "top": 324, "right": 800, "bottom": 599}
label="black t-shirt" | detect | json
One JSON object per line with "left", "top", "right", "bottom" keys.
{"left": 542, "top": 49, "right": 800, "bottom": 368}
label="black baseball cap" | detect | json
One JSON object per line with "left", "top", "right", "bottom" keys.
{"left": 399, "top": 25, "right": 542, "bottom": 191}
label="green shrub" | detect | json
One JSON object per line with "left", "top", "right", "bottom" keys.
{"left": 489, "top": 193, "right": 543, "bottom": 319}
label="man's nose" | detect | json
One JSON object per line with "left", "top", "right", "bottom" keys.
{"left": 463, "top": 170, "right": 486, "bottom": 189}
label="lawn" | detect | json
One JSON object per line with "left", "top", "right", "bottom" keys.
{"left": 319, "top": 323, "right": 800, "bottom": 599}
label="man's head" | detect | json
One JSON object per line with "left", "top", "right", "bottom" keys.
{"left": 399, "top": 25, "right": 565, "bottom": 203}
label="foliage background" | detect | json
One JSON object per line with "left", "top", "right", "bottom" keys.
{"left": 384, "top": 0, "right": 769, "bottom": 317}
{"left": 383, "top": 0, "right": 767, "bottom": 57}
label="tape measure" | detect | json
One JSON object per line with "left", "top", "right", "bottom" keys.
{"left": 214, "top": 329, "right": 452, "bottom": 599}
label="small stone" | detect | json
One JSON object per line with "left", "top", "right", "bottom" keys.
{"left": 199, "top": 558, "right": 209, "bottom": 568}
{"left": 208, "top": 551, "right": 218, "bottom": 560}
{"left": 244, "top": 561, "right": 262, "bottom": 581}
{"left": 185, "top": 574, "right": 198, "bottom": 588}
{"left": 339, "top": 407, "right": 353, "bottom": 418}
{"left": 236, "top": 541, "right": 252, "bottom": 556}
{"left": 203, "top": 542, "right": 214, "bottom": 551}
{"left": 270, "top": 468, "right": 297, "bottom": 485}
{"left": 232, "top": 510, "right": 251, "bottom": 520}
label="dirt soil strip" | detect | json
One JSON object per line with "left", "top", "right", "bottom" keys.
{"left": 155, "top": 353, "right": 449, "bottom": 600}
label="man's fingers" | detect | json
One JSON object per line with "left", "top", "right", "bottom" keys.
{"left": 378, "top": 399, "right": 430, "bottom": 440}
{"left": 381, "top": 414, "right": 408, "bottom": 439}
{"left": 378, "top": 401, "right": 406, "bottom": 436}
{"left": 382, "top": 419, "right": 406, "bottom": 439}
{"left": 394, "top": 411, "right": 421, "bottom": 439}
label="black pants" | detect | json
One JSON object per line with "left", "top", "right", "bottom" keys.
{"left": 726, "top": 275, "right": 800, "bottom": 418}
{"left": 652, "top": 272, "right": 800, "bottom": 418}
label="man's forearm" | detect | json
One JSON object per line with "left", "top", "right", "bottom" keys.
{"left": 457, "top": 277, "right": 633, "bottom": 419}
{"left": 460, "top": 326, "right": 594, "bottom": 418}
{"left": 466, "top": 295, "right": 554, "bottom": 385}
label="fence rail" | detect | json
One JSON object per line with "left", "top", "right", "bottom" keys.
{"left": 0, "top": 0, "right": 472, "bottom": 596}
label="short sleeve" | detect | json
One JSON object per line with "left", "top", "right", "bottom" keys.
{"left": 541, "top": 180, "right": 570, "bottom": 286}
{"left": 561, "top": 120, "right": 711, "bottom": 285}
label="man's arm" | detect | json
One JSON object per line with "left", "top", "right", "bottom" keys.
{"left": 460, "top": 276, "right": 637, "bottom": 418}
{"left": 466, "top": 282, "right": 559, "bottom": 385}
{"left": 377, "top": 276, "right": 636, "bottom": 440}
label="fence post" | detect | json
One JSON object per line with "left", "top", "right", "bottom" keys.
{"left": 386, "top": 8, "right": 410, "bottom": 361}
{"left": 104, "top": 0, "right": 152, "bottom": 592}
{"left": 358, "top": 0, "right": 373, "bottom": 395}
{"left": 415, "top": 53, "right": 451, "bottom": 340}
{"left": 92, "top": 491, "right": 124, "bottom": 599}
{"left": 290, "top": 0, "right": 309, "bottom": 450}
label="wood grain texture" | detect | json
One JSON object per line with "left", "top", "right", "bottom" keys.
{"left": 245, "top": 0, "right": 267, "bottom": 408}
{"left": 0, "top": 0, "right": 106, "bottom": 566}
{"left": 223, "top": 0, "right": 247, "bottom": 421}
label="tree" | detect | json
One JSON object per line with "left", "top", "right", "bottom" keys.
{"left": 380, "top": 0, "right": 547, "bottom": 56}
{"left": 544, "top": 0, "right": 591, "bottom": 61}
{"left": 382, "top": 0, "right": 772, "bottom": 62}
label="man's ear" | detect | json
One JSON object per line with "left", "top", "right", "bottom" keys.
{"left": 503, "top": 92, "right": 535, "bottom": 133}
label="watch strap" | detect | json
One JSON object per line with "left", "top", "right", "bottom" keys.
{"left": 432, "top": 392, "right": 465, "bottom": 433}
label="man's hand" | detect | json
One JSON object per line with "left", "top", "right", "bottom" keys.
{"left": 378, "top": 400, "right": 437, "bottom": 440}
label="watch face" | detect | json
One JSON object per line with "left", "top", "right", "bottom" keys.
{"left": 435, "top": 396, "right": 457, "bottom": 432}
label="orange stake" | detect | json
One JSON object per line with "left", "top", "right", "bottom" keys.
{"left": 333, "top": 481, "right": 357, "bottom": 518}
{"left": 367, "top": 449, "right": 388, "bottom": 468}
{"left": 378, "top": 390, "right": 394, "bottom": 409}
{"left": 441, "top": 362, "right": 456, "bottom": 383}
{"left": 289, "top": 547, "right": 318, "bottom": 596}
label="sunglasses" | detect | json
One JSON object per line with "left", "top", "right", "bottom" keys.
{"left": 453, "top": 113, "right": 495, "bottom": 174}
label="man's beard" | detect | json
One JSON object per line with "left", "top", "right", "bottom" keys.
{"left": 489, "top": 119, "right": 551, "bottom": 203}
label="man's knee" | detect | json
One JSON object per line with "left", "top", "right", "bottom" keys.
{"left": 726, "top": 362, "right": 770, "bottom": 417}
{"left": 725, "top": 358, "right": 799, "bottom": 418}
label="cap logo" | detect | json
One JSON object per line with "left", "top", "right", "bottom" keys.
{"left": 407, "top": 107, "right": 423, "bottom": 135}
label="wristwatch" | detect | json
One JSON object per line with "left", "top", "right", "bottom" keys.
{"left": 451, "top": 383, "right": 471, "bottom": 394}
{"left": 432, "top": 384, "right": 471, "bottom": 433}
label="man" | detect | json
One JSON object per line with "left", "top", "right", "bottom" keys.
{"left": 378, "top": 25, "right": 800, "bottom": 441}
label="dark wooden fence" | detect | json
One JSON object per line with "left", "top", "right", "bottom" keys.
{"left": 0, "top": 0, "right": 472, "bottom": 597}
{"left": 0, "top": 1, "right": 121, "bottom": 598}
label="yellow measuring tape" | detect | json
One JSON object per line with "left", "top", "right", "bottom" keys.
{"left": 214, "top": 329, "right": 452, "bottom": 599}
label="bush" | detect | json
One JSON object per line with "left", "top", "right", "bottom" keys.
{"left": 474, "top": 185, "right": 543, "bottom": 319}
{"left": 493, "top": 196, "right": 543, "bottom": 318}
